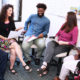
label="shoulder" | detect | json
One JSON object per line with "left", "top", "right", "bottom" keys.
{"left": 29, "top": 14, "right": 37, "bottom": 18}
{"left": 73, "top": 26, "right": 78, "bottom": 31}
{"left": 44, "top": 16, "right": 50, "bottom": 23}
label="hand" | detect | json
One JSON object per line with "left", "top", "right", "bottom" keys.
{"left": 58, "top": 41, "right": 64, "bottom": 45}
{"left": 4, "top": 37, "right": 8, "bottom": 40}
{"left": 38, "top": 33, "right": 43, "bottom": 38}
{"left": 58, "top": 41, "right": 69, "bottom": 45}
{"left": 21, "top": 30, "right": 27, "bottom": 34}
{"left": 15, "top": 27, "right": 23, "bottom": 31}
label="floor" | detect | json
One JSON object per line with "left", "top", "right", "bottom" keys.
{"left": 4, "top": 59, "right": 57, "bottom": 80}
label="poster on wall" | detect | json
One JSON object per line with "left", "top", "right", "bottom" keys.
{"left": 70, "top": 6, "right": 80, "bottom": 20}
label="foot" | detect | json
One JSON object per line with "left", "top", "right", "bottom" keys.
{"left": 23, "top": 65, "right": 32, "bottom": 72}
{"left": 53, "top": 77, "right": 60, "bottom": 80}
{"left": 37, "top": 68, "right": 48, "bottom": 77}
{"left": 9, "top": 68, "right": 17, "bottom": 75}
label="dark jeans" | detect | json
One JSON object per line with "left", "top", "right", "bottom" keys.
{"left": 43, "top": 41, "right": 73, "bottom": 63}
{"left": 0, "top": 50, "right": 8, "bottom": 80}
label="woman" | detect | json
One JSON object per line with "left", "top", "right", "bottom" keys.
{"left": 0, "top": 4, "right": 32, "bottom": 74}
{"left": 37, "top": 11, "right": 78, "bottom": 76}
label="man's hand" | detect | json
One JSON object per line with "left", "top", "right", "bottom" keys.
{"left": 38, "top": 33, "right": 43, "bottom": 38}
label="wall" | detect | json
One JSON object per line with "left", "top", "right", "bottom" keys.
{"left": 0, "top": 0, "right": 80, "bottom": 36}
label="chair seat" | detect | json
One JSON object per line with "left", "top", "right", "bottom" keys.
{"left": 31, "top": 44, "right": 37, "bottom": 49}
{"left": 55, "top": 52, "right": 67, "bottom": 58}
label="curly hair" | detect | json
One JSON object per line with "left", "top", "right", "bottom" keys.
{"left": 0, "top": 4, "right": 14, "bottom": 22}
{"left": 36, "top": 3, "right": 47, "bottom": 10}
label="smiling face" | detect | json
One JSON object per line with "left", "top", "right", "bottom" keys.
{"left": 6, "top": 7, "right": 13, "bottom": 17}
{"left": 37, "top": 8, "right": 45, "bottom": 17}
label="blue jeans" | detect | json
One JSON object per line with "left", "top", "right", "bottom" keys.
{"left": 0, "top": 49, "right": 8, "bottom": 80}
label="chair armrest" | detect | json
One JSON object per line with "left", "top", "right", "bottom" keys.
{"left": 49, "top": 36, "right": 55, "bottom": 39}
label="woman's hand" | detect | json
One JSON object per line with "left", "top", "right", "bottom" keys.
{"left": 15, "top": 27, "right": 23, "bottom": 31}
{"left": 58, "top": 41, "right": 69, "bottom": 45}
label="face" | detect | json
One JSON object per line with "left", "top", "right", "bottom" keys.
{"left": 6, "top": 7, "right": 13, "bottom": 17}
{"left": 37, "top": 8, "right": 45, "bottom": 17}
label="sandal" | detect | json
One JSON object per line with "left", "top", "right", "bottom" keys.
{"left": 9, "top": 68, "right": 17, "bottom": 75}
{"left": 37, "top": 68, "right": 48, "bottom": 77}
{"left": 23, "top": 65, "right": 32, "bottom": 72}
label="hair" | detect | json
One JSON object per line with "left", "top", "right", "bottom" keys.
{"left": 61, "top": 11, "right": 77, "bottom": 33}
{"left": 36, "top": 3, "right": 47, "bottom": 10}
{"left": 0, "top": 4, "right": 14, "bottom": 22}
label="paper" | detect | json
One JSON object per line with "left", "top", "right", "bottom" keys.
{"left": 8, "top": 29, "right": 23, "bottom": 39}
{"left": 25, "top": 35, "right": 37, "bottom": 42}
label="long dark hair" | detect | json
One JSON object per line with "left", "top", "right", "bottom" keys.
{"left": 0, "top": 4, "right": 14, "bottom": 22}
{"left": 61, "top": 11, "right": 77, "bottom": 33}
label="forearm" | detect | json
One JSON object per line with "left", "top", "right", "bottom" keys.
{"left": 58, "top": 41, "right": 69, "bottom": 45}
{"left": 0, "top": 35, "right": 6, "bottom": 40}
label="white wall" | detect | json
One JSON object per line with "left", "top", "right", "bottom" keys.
{"left": 4, "top": 0, "right": 80, "bottom": 36}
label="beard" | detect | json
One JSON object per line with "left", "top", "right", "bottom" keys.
{"left": 38, "top": 13, "right": 44, "bottom": 17}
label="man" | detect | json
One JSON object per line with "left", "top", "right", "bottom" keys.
{"left": 0, "top": 50, "right": 8, "bottom": 80}
{"left": 22, "top": 3, "right": 50, "bottom": 65}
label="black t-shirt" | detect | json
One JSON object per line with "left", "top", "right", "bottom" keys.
{"left": 0, "top": 21, "right": 16, "bottom": 37}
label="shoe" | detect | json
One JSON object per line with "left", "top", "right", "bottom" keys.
{"left": 26, "top": 60, "right": 31, "bottom": 65}
{"left": 23, "top": 64, "right": 32, "bottom": 72}
{"left": 35, "top": 58, "right": 40, "bottom": 65}
{"left": 9, "top": 68, "right": 17, "bottom": 75}
{"left": 37, "top": 68, "right": 48, "bottom": 77}
{"left": 53, "top": 77, "right": 60, "bottom": 80}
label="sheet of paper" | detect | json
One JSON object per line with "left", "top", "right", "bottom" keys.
{"left": 8, "top": 29, "right": 23, "bottom": 39}
{"left": 26, "top": 35, "right": 37, "bottom": 42}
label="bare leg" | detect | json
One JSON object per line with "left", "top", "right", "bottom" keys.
{"left": 9, "top": 48, "right": 16, "bottom": 69}
{"left": 11, "top": 42, "right": 30, "bottom": 69}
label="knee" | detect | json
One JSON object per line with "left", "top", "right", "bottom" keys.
{"left": 47, "top": 41, "right": 53, "bottom": 47}
{"left": 22, "top": 41, "right": 30, "bottom": 50}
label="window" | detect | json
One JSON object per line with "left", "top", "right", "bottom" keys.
{"left": 0, "top": 0, "right": 22, "bottom": 21}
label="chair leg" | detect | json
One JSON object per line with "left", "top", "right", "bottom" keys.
{"left": 56, "top": 58, "right": 62, "bottom": 76}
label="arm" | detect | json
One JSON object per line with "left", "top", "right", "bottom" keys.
{"left": 58, "top": 27, "right": 78, "bottom": 45}
{"left": 0, "top": 35, "right": 8, "bottom": 40}
{"left": 39, "top": 20, "right": 50, "bottom": 38}
{"left": 15, "top": 27, "right": 24, "bottom": 31}
{"left": 68, "top": 27, "right": 78, "bottom": 45}
{"left": 24, "top": 15, "right": 32, "bottom": 31}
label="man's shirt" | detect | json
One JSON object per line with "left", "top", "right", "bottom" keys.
{"left": 24, "top": 14, "right": 50, "bottom": 37}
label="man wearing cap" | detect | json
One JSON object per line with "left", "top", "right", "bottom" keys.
{"left": 22, "top": 3, "right": 50, "bottom": 65}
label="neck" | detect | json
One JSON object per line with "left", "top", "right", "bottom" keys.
{"left": 5, "top": 17, "right": 9, "bottom": 24}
